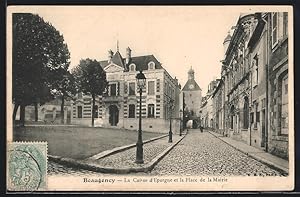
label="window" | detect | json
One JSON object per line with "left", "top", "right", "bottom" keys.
{"left": 129, "top": 82, "right": 135, "bottom": 95}
{"left": 128, "top": 104, "right": 135, "bottom": 118}
{"left": 94, "top": 105, "right": 98, "bottom": 118}
{"left": 148, "top": 61, "right": 155, "bottom": 70}
{"left": 230, "top": 106, "right": 235, "bottom": 129}
{"left": 253, "top": 55, "right": 259, "bottom": 87}
{"left": 272, "top": 12, "right": 278, "bottom": 47}
{"left": 254, "top": 103, "right": 258, "bottom": 129}
{"left": 148, "top": 104, "right": 155, "bottom": 118}
{"left": 250, "top": 112, "right": 254, "bottom": 124}
{"left": 243, "top": 97, "right": 249, "bottom": 129}
{"left": 283, "top": 12, "right": 288, "bottom": 37}
{"left": 256, "top": 111, "right": 260, "bottom": 123}
{"left": 148, "top": 81, "right": 155, "bottom": 95}
{"left": 129, "top": 64, "right": 136, "bottom": 72}
{"left": 77, "top": 106, "right": 82, "bottom": 118}
{"left": 281, "top": 75, "right": 288, "bottom": 135}
{"left": 110, "top": 84, "right": 117, "bottom": 96}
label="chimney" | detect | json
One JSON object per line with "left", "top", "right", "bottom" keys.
{"left": 108, "top": 49, "right": 113, "bottom": 63}
{"left": 126, "top": 47, "right": 131, "bottom": 64}
{"left": 174, "top": 77, "right": 178, "bottom": 85}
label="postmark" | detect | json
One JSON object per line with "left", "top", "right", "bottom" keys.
{"left": 7, "top": 142, "right": 47, "bottom": 191}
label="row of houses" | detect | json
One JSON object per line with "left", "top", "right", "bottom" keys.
{"left": 201, "top": 12, "right": 290, "bottom": 160}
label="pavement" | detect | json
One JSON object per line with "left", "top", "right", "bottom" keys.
{"left": 48, "top": 129, "right": 287, "bottom": 176}
{"left": 208, "top": 130, "right": 289, "bottom": 175}
{"left": 49, "top": 131, "right": 187, "bottom": 174}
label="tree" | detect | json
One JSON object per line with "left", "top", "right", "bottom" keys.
{"left": 51, "top": 70, "right": 77, "bottom": 123}
{"left": 72, "top": 59, "right": 107, "bottom": 127}
{"left": 13, "top": 13, "right": 70, "bottom": 126}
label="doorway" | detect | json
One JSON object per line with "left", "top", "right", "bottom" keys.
{"left": 109, "top": 105, "right": 119, "bottom": 126}
{"left": 261, "top": 109, "right": 266, "bottom": 147}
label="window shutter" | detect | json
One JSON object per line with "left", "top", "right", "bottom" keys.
{"left": 117, "top": 82, "right": 119, "bottom": 96}
{"left": 124, "top": 82, "right": 128, "bottom": 94}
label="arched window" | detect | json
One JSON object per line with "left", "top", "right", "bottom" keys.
{"left": 243, "top": 97, "right": 249, "bottom": 129}
{"left": 230, "top": 105, "right": 235, "bottom": 129}
{"left": 148, "top": 61, "right": 155, "bottom": 70}
{"left": 129, "top": 64, "right": 136, "bottom": 72}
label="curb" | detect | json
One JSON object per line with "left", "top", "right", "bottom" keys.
{"left": 86, "top": 134, "right": 169, "bottom": 161}
{"left": 48, "top": 133, "right": 186, "bottom": 174}
{"left": 207, "top": 131, "right": 289, "bottom": 175}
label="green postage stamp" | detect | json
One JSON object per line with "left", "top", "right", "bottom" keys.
{"left": 7, "top": 142, "right": 47, "bottom": 191}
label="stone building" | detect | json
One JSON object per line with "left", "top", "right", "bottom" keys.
{"left": 218, "top": 12, "right": 289, "bottom": 159}
{"left": 212, "top": 79, "right": 225, "bottom": 135}
{"left": 17, "top": 98, "right": 72, "bottom": 124}
{"left": 201, "top": 79, "right": 219, "bottom": 129}
{"left": 182, "top": 67, "right": 202, "bottom": 127}
{"left": 71, "top": 47, "right": 181, "bottom": 133}
{"left": 267, "top": 12, "right": 289, "bottom": 159}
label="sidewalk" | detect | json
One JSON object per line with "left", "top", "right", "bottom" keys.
{"left": 49, "top": 131, "right": 187, "bottom": 174}
{"left": 208, "top": 130, "right": 289, "bottom": 175}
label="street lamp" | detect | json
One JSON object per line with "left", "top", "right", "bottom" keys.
{"left": 135, "top": 70, "right": 146, "bottom": 164}
{"left": 168, "top": 99, "right": 174, "bottom": 143}
{"left": 179, "top": 109, "right": 183, "bottom": 136}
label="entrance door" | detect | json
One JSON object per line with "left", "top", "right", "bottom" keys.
{"left": 261, "top": 109, "right": 266, "bottom": 147}
{"left": 109, "top": 105, "right": 119, "bottom": 126}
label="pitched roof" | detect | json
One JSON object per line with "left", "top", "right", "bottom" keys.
{"left": 130, "top": 55, "right": 162, "bottom": 70}
{"left": 99, "top": 52, "right": 163, "bottom": 71}
{"left": 182, "top": 79, "right": 202, "bottom": 91}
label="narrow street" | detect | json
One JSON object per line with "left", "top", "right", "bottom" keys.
{"left": 150, "top": 129, "right": 283, "bottom": 176}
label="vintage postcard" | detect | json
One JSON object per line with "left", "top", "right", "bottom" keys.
{"left": 6, "top": 5, "right": 294, "bottom": 192}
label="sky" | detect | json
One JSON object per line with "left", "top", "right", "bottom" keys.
{"left": 13, "top": 6, "right": 248, "bottom": 94}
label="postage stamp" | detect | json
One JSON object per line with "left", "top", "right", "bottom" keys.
{"left": 7, "top": 142, "right": 47, "bottom": 191}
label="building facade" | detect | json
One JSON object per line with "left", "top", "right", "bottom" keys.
{"left": 212, "top": 79, "right": 225, "bottom": 134}
{"left": 268, "top": 12, "right": 289, "bottom": 159}
{"left": 216, "top": 12, "right": 289, "bottom": 159}
{"left": 71, "top": 47, "right": 181, "bottom": 133}
{"left": 201, "top": 79, "right": 219, "bottom": 129}
{"left": 16, "top": 98, "right": 72, "bottom": 124}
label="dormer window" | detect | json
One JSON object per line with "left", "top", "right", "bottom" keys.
{"left": 129, "top": 64, "right": 136, "bottom": 72}
{"left": 148, "top": 61, "right": 155, "bottom": 70}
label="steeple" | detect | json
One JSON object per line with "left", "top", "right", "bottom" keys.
{"left": 116, "top": 40, "right": 119, "bottom": 52}
{"left": 188, "top": 66, "right": 195, "bottom": 80}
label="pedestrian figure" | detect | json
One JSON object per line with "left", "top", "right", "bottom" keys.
{"left": 199, "top": 123, "right": 203, "bottom": 133}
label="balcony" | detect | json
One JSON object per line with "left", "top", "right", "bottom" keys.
{"left": 102, "top": 95, "right": 123, "bottom": 102}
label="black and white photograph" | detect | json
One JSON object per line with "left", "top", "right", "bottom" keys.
{"left": 6, "top": 5, "right": 294, "bottom": 191}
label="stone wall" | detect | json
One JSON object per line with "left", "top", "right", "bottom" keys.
{"left": 71, "top": 117, "right": 180, "bottom": 134}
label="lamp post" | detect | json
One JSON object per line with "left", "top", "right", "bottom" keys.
{"left": 179, "top": 109, "right": 183, "bottom": 136}
{"left": 168, "top": 99, "right": 174, "bottom": 143}
{"left": 135, "top": 70, "right": 146, "bottom": 164}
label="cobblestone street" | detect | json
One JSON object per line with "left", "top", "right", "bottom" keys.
{"left": 150, "top": 130, "right": 284, "bottom": 176}
{"left": 48, "top": 130, "right": 284, "bottom": 176}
